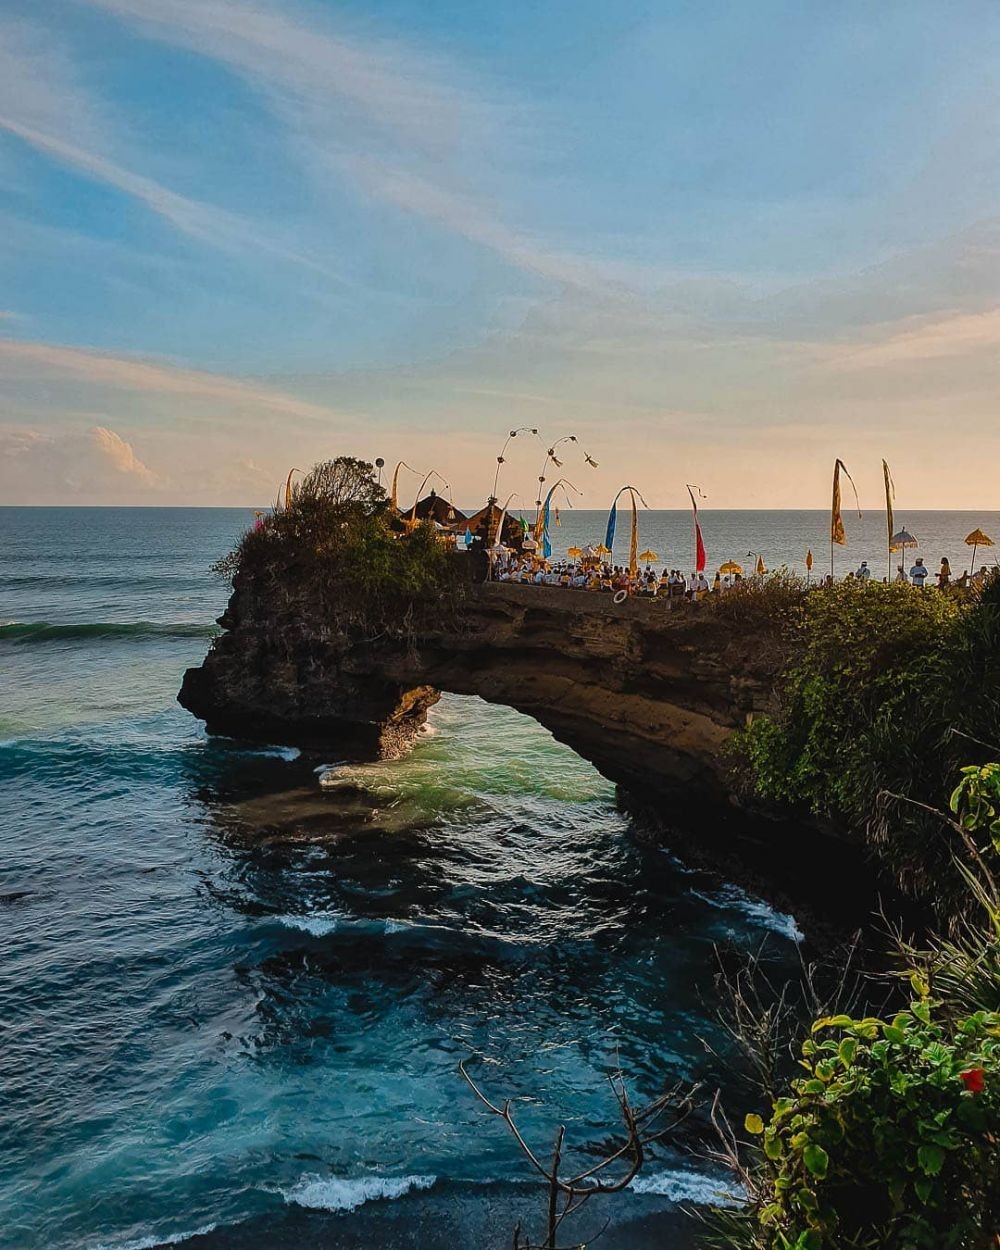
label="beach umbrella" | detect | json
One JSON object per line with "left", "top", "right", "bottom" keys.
{"left": 718, "top": 560, "right": 743, "bottom": 575}
{"left": 965, "top": 527, "right": 995, "bottom": 574}
{"left": 594, "top": 543, "right": 611, "bottom": 557}
{"left": 638, "top": 548, "right": 659, "bottom": 565}
{"left": 890, "top": 528, "right": 918, "bottom": 555}
{"left": 566, "top": 546, "right": 583, "bottom": 559}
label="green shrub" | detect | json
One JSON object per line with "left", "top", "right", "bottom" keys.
{"left": 733, "top": 576, "right": 1000, "bottom": 907}
{"left": 213, "top": 456, "right": 465, "bottom": 639}
{"left": 744, "top": 1001, "right": 1000, "bottom": 1249}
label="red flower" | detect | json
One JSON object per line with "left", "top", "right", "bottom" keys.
{"left": 959, "top": 1067, "right": 985, "bottom": 1094}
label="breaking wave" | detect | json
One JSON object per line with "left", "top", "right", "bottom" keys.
{"left": 281, "top": 1173, "right": 436, "bottom": 1212}
{"left": 629, "top": 1167, "right": 742, "bottom": 1206}
{"left": 0, "top": 621, "right": 217, "bottom": 644}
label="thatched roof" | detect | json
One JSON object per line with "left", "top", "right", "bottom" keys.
{"left": 464, "top": 502, "right": 526, "bottom": 548}
{"left": 410, "top": 490, "right": 466, "bottom": 526}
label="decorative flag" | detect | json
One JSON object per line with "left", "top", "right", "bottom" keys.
{"left": 628, "top": 491, "right": 639, "bottom": 577}
{"left": 755, "top": 554, "right": 766, "bottom": 576}
{"left": 686, "top": 485, "right": 706, "bottom": 573}
{"left": 805, "top": 549, "right": 813, "bottom": 571}
{"left": 883, "top": 460, "right": 895, "bottom": 578}
{"left": 284, "top": 468, "right": 298, "bottom": 511}
{"left": 492, "top": 503, "right": 506, "bottom": 548}
{"left": 831, "top": 458, "right": 861, "bottom": 546}
{"left": 604, "top": 498, "right": 618, "bottom": 553}
{"left": 541, "top": 493, "right": 553, "bottom": 558}
{"left": 463, "top": 527, "right": 472, "bottom": 547}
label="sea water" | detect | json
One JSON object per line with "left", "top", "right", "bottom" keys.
{"left": 4, "top": 506, "right": 985, "bottom": 1250}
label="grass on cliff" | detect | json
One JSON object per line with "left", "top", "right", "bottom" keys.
{"left": 732, "top": 574, "right": 1000, "bottom": 915}
{"left": 213, "top": 457, "right": 465, "bottom": 639}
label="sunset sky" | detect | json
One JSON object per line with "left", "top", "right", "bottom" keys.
{"left": 2, "top": 0, "right": 1000, "bottom": 508}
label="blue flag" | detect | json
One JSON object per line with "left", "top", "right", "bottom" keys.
{"left": 604, "top": 500, "right": 617, "bottom": 552}
{"left": 542, "top": 496, "right": 552, "bottom": 558}
{"left": 464, "top": 527, "right": 472, "bottom": 546}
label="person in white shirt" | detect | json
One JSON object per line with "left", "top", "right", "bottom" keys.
{"left": 856, "top": 561, "right": 871, "bottom": 581}
{"left": 910, "top": 558, "right": 928, "bottom": 587}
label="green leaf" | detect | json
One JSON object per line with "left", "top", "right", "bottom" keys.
{"left": 917, "top": 1144, "right": 945, "bottom": 1176}
{"left": 744, "top": 1113, "right": 765, "bottom": 1135}
{"left": 837, "top": 1038, "right": 857, "bottom": 1066}
{"left": 911, "top": 1001, "right": 932, "bottom": 1025}
{"left": 812, "top": 1014, "right": 854, "bottom": 1032}
{"left": 802, "top": 1143, "right": 829, "bottom": 1179}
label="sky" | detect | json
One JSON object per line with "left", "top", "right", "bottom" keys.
{"left": 2, "top": 0, "right": 1000, "bottom": 508}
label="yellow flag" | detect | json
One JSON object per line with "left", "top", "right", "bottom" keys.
{"left": 831, "top": 459, "right": 860, "bottom": 546}
{"left": 806, "top": 549, "right": 813, "bottom": 571}
{"left": 883, "top": 459, "right": 894, "bottom": 550}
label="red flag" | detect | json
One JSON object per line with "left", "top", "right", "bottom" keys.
{"left": 687, "top": 485, "right": 707, "bottom": 573}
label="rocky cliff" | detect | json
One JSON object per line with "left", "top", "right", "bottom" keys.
{"left": 180, "top": 579, "right": 785, "bottom": 808}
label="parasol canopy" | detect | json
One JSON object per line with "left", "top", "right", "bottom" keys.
{"left": 566, "top": 546, "right": 583, "bottom": 559}
{"left": 965, "top": 527, "right": 995, "bottom": 572}
{"left": 890, "top": 528, "right": 918, "bottom": 552}
{"left": 719, "top": 560, "right": 743, "bottom": 575}
{"left": 594, "top": 543, "right": 611, "bottom": 556}
{"left": 638, "top": 549, "right": 659, "bottom": 563}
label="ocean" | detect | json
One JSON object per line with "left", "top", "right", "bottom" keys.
{"left": 1, "top": 505, "right": 991, "bottom": 1250}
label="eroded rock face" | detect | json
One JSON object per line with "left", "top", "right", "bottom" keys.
{"left": 179, "top": 581, "right": 784, "bottom": 808}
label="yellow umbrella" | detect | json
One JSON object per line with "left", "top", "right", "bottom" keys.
{"left": 638, "top": 548, "right": 659, "bottom": 564}
{"left": 755, "top": 554, "right": 767, "bottom": 576}
{"left": 594, "top": 543, "right": 611, "bottom": 556}
{"left": 718, "top": 560, "right": 743, "bottom": 575}
{"left": 566, "top": 546, "right": 583, "bottom": 559}
{"left": 965, "top": 528, "right": 995, "bottom": 573}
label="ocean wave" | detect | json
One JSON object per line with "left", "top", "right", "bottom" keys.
{"left": 93, "top": 1221, "right": 218, "bottom": 1250}
{"left": 0, "top": 621, "right": 217, "bottom": 643}
{"left": 282, "top": 1173, "right": 436, "bottom": 1212}
{"left": 629, "top": 1167, "right": 742, "bottom": 1206}
{"left": 273, "top": 912, "right": 342, "bottom": 936}
{"left": 691, "top": 885, "right": 804, "bottom": 943}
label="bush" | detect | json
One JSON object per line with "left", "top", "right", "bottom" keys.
{"left": 744, "top": 1001, "right": 1000, "bottom": 1249}
{"left": 710, "top": 771, "right": 1000, "bottom": 1250}
{"left": 733, "top": 576, "right": 1000, "bottom": 908}
{"left": 213, "top": 456, "right": 465, "bottom": 639}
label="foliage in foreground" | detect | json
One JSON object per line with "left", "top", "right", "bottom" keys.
{"left": 710, "top": 773, "right": 1000, "bottom": 1250}
{"left": 732, "top": 576, "right": 1000, "bottom": 909}
{"left": 213, "top": 457, "right": 465, "bottom": 639}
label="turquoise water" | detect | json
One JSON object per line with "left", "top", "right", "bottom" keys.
{"left": 0, "top": 507, "right": 846, "bottom": 1250}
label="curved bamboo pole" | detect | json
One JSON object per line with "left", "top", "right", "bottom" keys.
{"left": 407, "top": 470, "right": 451, "bottom": 528}
{"left": 492, "top": 427, "right": 539, "bottom": 504}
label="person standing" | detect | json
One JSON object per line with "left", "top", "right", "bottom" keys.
{"left": 855, "top": 561, "right": 871, "bottom": 582}
{"left": 936, "top": 557, "right": 951, "bottom": 589}
{"left": 894, "top": 564, "right": 907, "bottom": 583}
{"left": 910, "top": 557, "right": 928, "bottom": 587}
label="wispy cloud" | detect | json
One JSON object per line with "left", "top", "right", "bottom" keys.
{"left": 0, "top": 338, "right": 347, "bottom": 424}
{"left": 825, "top": 307, "right": 1000, "bottom": 370}
{"left": 73, "top": 0, "right": 617, "bottom": 289}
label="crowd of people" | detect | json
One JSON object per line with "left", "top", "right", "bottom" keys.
{"left": 492, "top": 553, "right": 733, "bottom": 597}
{"left": 475, "top": 545, "right": 995, "bottom": 598}
{"left": 849, "top": 556, "right": 993, "bottom": 589}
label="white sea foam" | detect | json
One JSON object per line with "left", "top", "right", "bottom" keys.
{"left": 629, "top": 1168, "right": 741, "bottom": 1206}
{"left": 273, "top": 912, "right": 341, "bottom": 936}
{"left": 692, "top": 886, "right": 804, "bottom": 943}
{"left": 282, "top": 1172, "right": 436, "bottom": 1212}
{"left": 94, "top": 1222, "right": 218, "bottom": 1250}
{"left": 256, "top": 745, "right": 301, "bottom": 761}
